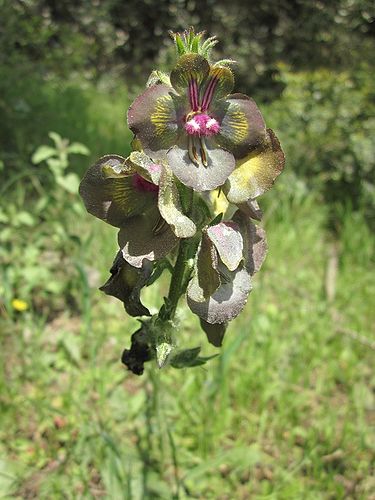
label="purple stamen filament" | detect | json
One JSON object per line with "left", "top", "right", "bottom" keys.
{"left": 185, "top": 71, "right": 222, "bottom": 166}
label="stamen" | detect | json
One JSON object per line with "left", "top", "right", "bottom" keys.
{"left": 188, "top": 78, "right": 200, "bottom": 111}
{"left": 199, "top": 138, "right": 208, "bottom": 167}
{"left": 193, "top": 145, "right": 199, "bottom": 161}
{"left": 201, "top": 69, "right": 221, "bottom": 111}
{"left": 188, "top": 136, "right": 199, "bottom": 166}
{"left": 152, "top": 215, "right": 168, "bottom": 235}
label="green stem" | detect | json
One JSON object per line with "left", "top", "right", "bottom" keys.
{"left": 167, "top": 239, "right": 190, "bottom": 318}
{"left": 166, "top": 188, "right": 194, "bottom": 319}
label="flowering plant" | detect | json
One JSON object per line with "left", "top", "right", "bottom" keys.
{"left": 79, "top": 28, "right": 285, "bottom": 374}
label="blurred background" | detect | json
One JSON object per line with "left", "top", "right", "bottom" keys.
{"left": 0, "top": 0, "right": 374, "bottom": 498}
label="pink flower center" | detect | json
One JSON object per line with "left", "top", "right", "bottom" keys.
{"left": 132, "top": 173, "right": 159, "bottom": 193}
{"left": 184, "top": 113, "right": 220, "bottom": 137}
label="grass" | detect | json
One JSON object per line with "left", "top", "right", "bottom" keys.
{"left": 0, "top": 81, "right": 374, "bottom": 499}
{"left": 0, "top": 179, "right": 374, "bottom": 499}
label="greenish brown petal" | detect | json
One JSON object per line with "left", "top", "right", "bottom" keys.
{"left": 99, "top": 252, "right": 152, "bottom": 317}
{"left": 101, "top": 156, "right": 133, "bottom": 178}
{"left": 131, "top": 136, "right": 142, "bottom": 152}
{"left": 170, "top": 53, "right": 210, "bottom": 94}
{"left": 187, "top": 232, "right": 220, "bottom": 302}
{"left": 200, "top": 319, "right": 227, "bottom": 347}
{"left": 158, "top": 165, "right": 196, "bottom": 238}
{"left": 233, "top": 210, "right": 268, "bottom": 275}
{"left": 206, "top": 221, "right": 243, "bottom": 271}
{"left": 213, "top": 94, "right": 266, "bottom": 159}
{"left": 187, "top": 263, "right": 252, "bottom": 324}
{"left": 79, "top": 155, "right": 156, "bottom": 227}
{"left": 118, "top": 209, "right": 179, "bottom": 268}
{"left": 237, "top": 200, "right": 263, "bottom": 221}
{"left": 129, "top": 151, "right": 162, "bottom": 185}
{"left": 200, "top": 66, "right": 234, "bottom": 108}
{"left": 224, "top": 129, "right": 285, "bottom": 204}
{"left": 128, "top": 84, "right": 180, "bottom": 155}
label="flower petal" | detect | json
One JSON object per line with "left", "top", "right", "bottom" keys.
{"left": 99, "top": 251, "right": 152, "bottom": 317}
{"left": 129, "top": 151, "right": 162, "bottom": 185}
{"left": 206, "top": 221, "right": 243, "bottom": 271}
{"left": 199, "top": 319, "right": 227, "bottom": 347}
{"left": 158, "top": 164, "right": 196, "bottom": 238}
{"left": 233, "top": 210, "right": 268, "bottom": 275}
{"left": 118, "top": 209, "right": 178, "bottom": 268}
{"left": 187, "top": 232, "right": 220, "bottom": 302}
{"left": 79, "top": 155, "right": 156, "bottom": 227}
{"left": 224, "top": 129, "right": 285, "bottom": 203}
{"left": 237, "top": 200, "right": 263, "bottom": 221}
{"left": 170, "top": 53, "right": 210, "bottom": 95}
{"left": 213, "top": 93, "right": 266, "bottom": 159}
{"left": 187, "top": 263, "right": 252, "bottom": 324}
{"left": 167, "top": 136, "right": 235, "bottom": 192}
{"left": 127, "top": 84, "right": 181, "bottom": 155}
{"left": 200, "top": 66, "right": 234, "bottom": 111}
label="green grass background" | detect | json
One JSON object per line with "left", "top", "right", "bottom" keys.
{"left": 0, "top": 82, "right": 374, "bottom": 499}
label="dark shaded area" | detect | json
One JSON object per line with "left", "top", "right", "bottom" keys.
{"left": 121, "top": 328, "right": 153, "bottom": 375}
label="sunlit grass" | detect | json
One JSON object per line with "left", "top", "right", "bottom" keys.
{"left": 1, "top": 176, "right": 373, "bottom": 498}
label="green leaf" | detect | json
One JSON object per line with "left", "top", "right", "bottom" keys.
{"left": 156, "top": 342, "right": 173, "bottom": 368}
{"left": 170, "top": 348, "right": 218, "bottom": 368}
{"left": 175, "top": 35, "right": 185, "bottom": 55}
{"left": 15, "top": 211, "right": 35, "bottom": 226}
{"left": 0, "top": 209, "right": 9, "bottom": 223}
{"left": 146, "top": 70, "right": 171, "bottom": 87}
{"left": 48, "top": 131, "right": 64, "bottom": 147}
{"left": 170, "top": 347, "right": 201, "bottom": 368}
{"left": 67, "top": 142, "right": 90, "bottom": 155}
{"left": 31, "top": 145, "right": 56, "bottom": 164}
{"left": 209, "top": 212, "right": 223, "bottom": 226}
{"left": 56, "top": 173, "right": 80, "bottom": 194}
{"left": 59, "top": 332, "right": 81, "bottom": 365}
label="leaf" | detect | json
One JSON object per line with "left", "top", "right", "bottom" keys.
{"left": 209, "top": 212, "right": 223, "bottom": 226}
{"left": 146, "top": 70, "right": 171, "bottom": 87}
{"left": 156, "top": 342, "right": 173, "bottom": 368}
{"left": 31, "top": 145, "right": 56, "bottom": 164}
{"left": 170, "top": 347, "right": 201, "bottom": 368}
{"left": 56, "top": 173, "right": 80, "bottom": 194}
{"left": 170, "top": 348, "right": 218, "bottom": 368}
{"left": 59, "top": 332, "right": 81, "bottom": 365}
{"left": 48, "top": 131, "right": 64, "bottom": 147}
{"left": 15, "top": 211, "right": 35, "bottom": 226}
{"left": 67, "top": 142, "right": 90, "bottom": 155}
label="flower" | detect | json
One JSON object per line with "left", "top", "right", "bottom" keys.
{"left": 100, "top": 251, "right": 152, "bottom": 317}
{"left": 223, "top": 128, "right": 285, "bottom": 205}
{"left": 79, "top": 153, "right": 196, "bottom": 268}
{"left": 128, "top": 53, "right": 267, "bottom": 192}
{"left": 187, "top": 211, "right": 267, "bottom": 326}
